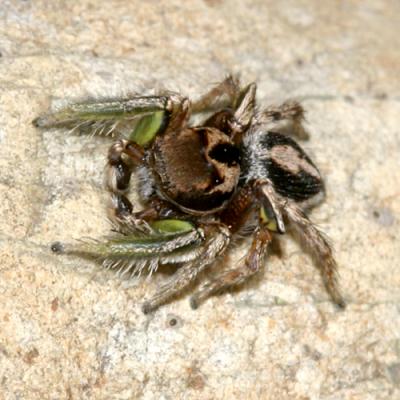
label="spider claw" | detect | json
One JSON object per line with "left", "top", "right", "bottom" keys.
{"left": 334, "top": 296, "right": 346, "bottom": 310}
{"left": 50, "top": 241, "right": 65, "bottom": 254}
{"left": 32, "top": 117, "right": 41, "bottom": 127}
{"left": 141, "top": 302, "right": 155, "bottom": 315}
{"left": 189, "top": 296, "right": 199, "bottom": 310}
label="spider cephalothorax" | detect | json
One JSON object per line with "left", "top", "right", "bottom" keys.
{"left": 34, "top": 76, "right": 345, "bottom": 313}
{"left": 150, "top": 126, "right": 241, "bottom": 214}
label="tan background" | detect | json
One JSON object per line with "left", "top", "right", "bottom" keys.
{"left": 0, "top": 1, "right": 399, "bottom": 399}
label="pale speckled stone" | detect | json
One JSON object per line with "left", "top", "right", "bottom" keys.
{"left": 0, "top": 1, "right": 399, "bottom": 399}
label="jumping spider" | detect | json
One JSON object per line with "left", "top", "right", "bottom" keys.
{"left": 34, "top": 76, "right": 345, "bottom": 313}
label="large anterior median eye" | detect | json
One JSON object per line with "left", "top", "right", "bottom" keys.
{"left": 208, "top": 143, "right": 241, "bottom": 167}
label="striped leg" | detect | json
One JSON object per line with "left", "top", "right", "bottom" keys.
{"left": 190, "top": 226, "right": 271, "bottom": 309}
{"left": 142, "top": 223, "right": 231, "bottom": 314}
{"left": 284, "top": 200, "right": 346, "bottom": 308}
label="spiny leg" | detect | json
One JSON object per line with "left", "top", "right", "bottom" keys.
{"left": 33, "top": 96, "right": 170, "bottom": 129}
{"left": 258, "top": 100, "right": 309, "bottom": 140}
{"left": 63, "top": 220, "right": 206, "bottom": 280}
{"left": 142, "top": 223, "right": 231, "bottom": 314}
{"left": 32, "top": 93, "right": 191, "bottom": 143}
{"left": 190, "top": 226, "right": 272, "bottom": 309}
{"left": 232, "top": 82, "right": 257, "bottom": 133}
{"left": 197, "top": 78, "right": 257, "bottom": 143}
{"left": 215, "top": 81, "right": 256, "bottom": 143}
{"left": 284, "top": 200, "right": 345, "bottom": 308}
{"left": 191, "top": 75, "right": 242, "bottom": 113}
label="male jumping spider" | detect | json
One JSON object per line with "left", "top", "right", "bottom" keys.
{"left": 34, "top": 76, "right": 345, "bottom": 313}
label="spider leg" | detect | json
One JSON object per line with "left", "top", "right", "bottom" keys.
{"left": 191, "top": 75, "right": 242, "bottom": 113}
{"left": 33, "top": 95, "right": 169, "bottom": 128}
{"left": 198, "top": 79, "right": 257, "bottom": 144}
{"left": 187, "top": 180, "right": 274, "bottom": 309}
{"left": 258, "top": 100, "right": 310, "bottom": 140}
{"left": 142, "top": 223, "right": 231, "bottom": 314}
{"left": 283, "top": 200, "right": 346, "bottom": 308}
{"left": 233, "top": 82, "right": 257, "bottom": 132}
{"left": 106, "top": 139, "right": 144, "bottom": 194}
{"left": 63, "top": 220, "right": 207, "bottom": 281}
{"left": 256, "top": 182, "right": 286, "bottom": 234}
{"left": 190, "top": 226, "right": 271, "bottom": 309}
{"left": 32, "top": 93, "right": 191, "bottom": 144}
{"left": 104, "top": 138, "right": 153, "bottom": 232}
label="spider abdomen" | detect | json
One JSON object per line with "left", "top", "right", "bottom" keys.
{"left": 243, "top": 131, "right": 324, "bottom": 204}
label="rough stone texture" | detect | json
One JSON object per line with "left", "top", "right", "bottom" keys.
{"left": 0, "top": 1, "right": 399, "bottom": 399}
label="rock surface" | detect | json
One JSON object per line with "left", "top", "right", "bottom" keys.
{"left": 0, "top": 1, "right": 399, "bottom": 399}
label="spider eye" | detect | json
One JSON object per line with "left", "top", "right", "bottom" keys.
{"left": 209, "top": 143, "right": 241, "bottom": 167}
